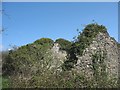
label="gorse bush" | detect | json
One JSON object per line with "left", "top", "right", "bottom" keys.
{"left": 2, "top": 43, "right": 55, "bottom": 88}
{"left": 2, "top": 38, "right": 54, "bottom": 83}
{"left": 55, "top": 38, "right": 72, "bottom": 50}
{"left": 34, "top": 38, "right": 54, "bottom": 46}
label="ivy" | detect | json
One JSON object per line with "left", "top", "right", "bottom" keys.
{"left": 91, "top": 49, "right": 108, "bottom": 87}
{"left": 76, "top": 23, "right": 107, "bottom": 56}
{"left": 63, "top": 23, "right": 107, "bottom": 70}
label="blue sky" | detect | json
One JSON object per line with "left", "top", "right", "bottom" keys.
{"left": 2, "top": 2, "right": 118, "bottom": 50}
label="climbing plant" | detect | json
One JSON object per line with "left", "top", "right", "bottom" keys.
{"left": 62, "top": 23, "right": 107, "bottom": 70}
{"left": 90, "top": 49, "right": 118, "bottom": 88}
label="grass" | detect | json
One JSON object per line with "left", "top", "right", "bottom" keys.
{"left": 0, "top": 75, "right": 10, "bottom": 88}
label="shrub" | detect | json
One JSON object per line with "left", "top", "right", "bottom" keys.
{"left": 117, "top": 43, "right": 120, "bottom": 48}
{"left": 2, "top": 38, "right": 55, "bottom": 88}
{"left": 34, "top": 38, "right": 54, "bottom": 46}
{"left": 55, "top": 38, "right": 72, "bottom": 50}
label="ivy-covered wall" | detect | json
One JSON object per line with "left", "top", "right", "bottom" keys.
{"left": 2, "top": 23, "right": 119, "bottom": 88}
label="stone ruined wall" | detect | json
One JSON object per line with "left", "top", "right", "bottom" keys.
{"left": 49, "top": 33, "right": 119, "bottom": 80}
{"left": 50, "top": 43, "right": 67, "bottom": 71}
{"left": 75, "top": 32, "right": 119, "bottom": 79}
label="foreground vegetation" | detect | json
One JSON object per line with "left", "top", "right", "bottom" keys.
{"left": 2, "top": 23, "right": 119, "bottom": 88}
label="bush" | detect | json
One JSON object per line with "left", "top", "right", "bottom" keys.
{"left": 34, "top": 38, "right": 54, "bottom": 46}
{"left": 2, "top": 38, "right": 55, "bottom": 88}
{"left": 117, "top": 43, "right": 120, "bottom": 48}
{"left": 55, "top": 38, "right": 72, "bottom": 50}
